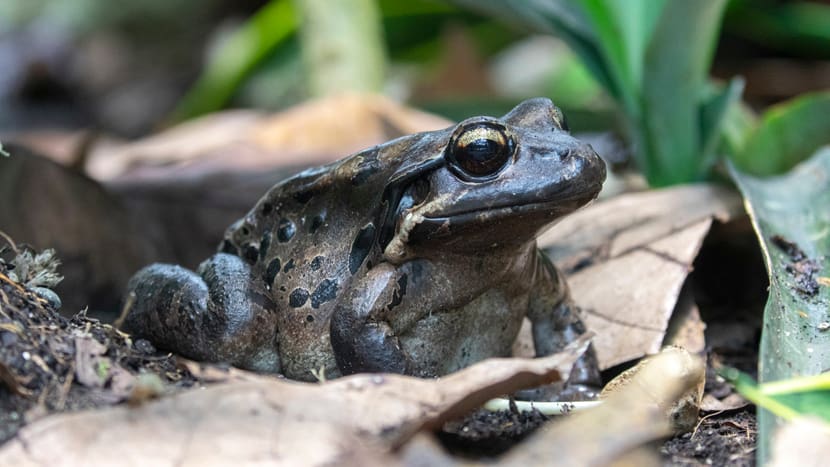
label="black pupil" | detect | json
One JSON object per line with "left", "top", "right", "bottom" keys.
{"left": 449, "top": 126, "right": 512, "bottom": 178}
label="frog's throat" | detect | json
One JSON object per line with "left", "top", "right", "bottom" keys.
{"left": 382, "top": 192, "right": 453, "bottom": 264}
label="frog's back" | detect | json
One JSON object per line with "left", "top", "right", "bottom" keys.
{"left": 216, "top": 140, "right": 423, "bottom": 379}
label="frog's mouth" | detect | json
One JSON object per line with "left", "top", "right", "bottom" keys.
{"left": 409, "top": 193, "right": 598, "bottom": 246}
{"left": 426, "top": 196, "right": 588, "bottom": 224}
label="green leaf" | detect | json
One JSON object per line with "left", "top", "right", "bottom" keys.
{"left": 640, "top": 0, "right": 728, "bottom": 186}
{"left": 720, "top": 367, "right": 803, "bottom": 422}
{"left": 721, "top": 368, "right": 830, "bottom": 429}
{"left": 719, "top": 97, "right": 757, "bottom": 159}
{"left": 732, "top": 91, "right": 830, "bottom": 176}
{"left": 726, "top": 0, "right": 830, "bottom": 59}
{"left": 170, "top": 0, "right": 297, "bottom": 122}
{"left": 450, "top": 0, "right": 734, "bottom": 186}
{"left": 699, "top": 77, "right": 744, "bottom": 172}
{"left": 447, "top": 0, "right": 617, "bottom": 105}
{"left": 575, "top": 0, "right": 666, "bottom": 115}
{"left": 729, "top": 149, "right": 830, "bottom": 464}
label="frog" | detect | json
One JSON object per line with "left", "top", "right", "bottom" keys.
{"left": 123, "top": 97, "right": 606, "bottom": 399}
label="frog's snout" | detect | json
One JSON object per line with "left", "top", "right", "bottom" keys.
{"left": 577, "top": 142, "right": 607, "bottom": 192}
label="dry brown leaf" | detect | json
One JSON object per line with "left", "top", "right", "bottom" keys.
{"left": 73, "top": 336, "right": 108, "bottom": 388}
{"left": 537, "top": 184, "right": 743, "bottom": 369}
{"left": 501, "top": 346, "right": 705, "bottom": 466}
{"left": 89, "top": 94, "right": 451, "bottom": 180}
{"left": 176, "top": 357, "right": 270, "bottom": 384}
{"left": 600, "top": 346, "right": 705, "bottom": 433}
{"left": 73, "top": 335, "right": 136, "bottom": 401}
{"left": 539, "top": 184, "right": 742, "bottom": 268}
{"left": 0, "top": 336, "right": 589, "bottom": 467}
{"left": 664, "top": 286, "right": 707, "bottom": 355}
{"left": 700, "top": 393, "right": 749, "bottom": 412}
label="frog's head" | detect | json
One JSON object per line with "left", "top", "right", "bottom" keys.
{"left": 380, "top": 98, "right": 605, "bottom": 261}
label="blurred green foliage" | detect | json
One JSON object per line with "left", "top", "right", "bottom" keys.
{"left": 730, "top": 92, "right": 830, "bottom": 175}
{"left": 726, "top": 0, "right": 830, "bottom": 59}
{"left": 0, "top": 0, "right": 211, "bottom": 37}
{"left": 12, "top": 0, "right": 830, "bottom": 183}
{"left": 172, "top": 0, "right": 298, "bottom": 121}
{"left": 449, "top": 0, "right": 739, "bottom": 187}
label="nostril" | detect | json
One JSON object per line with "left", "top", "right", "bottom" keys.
{"left": 542, "top": 147, "right": 573, "bottom": 160}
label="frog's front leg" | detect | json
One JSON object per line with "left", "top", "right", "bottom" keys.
{"left": 526, "top": 251, "right": 601, "bottom": 401}
{"left": 123, "top": 253, "right": 280, "bottom": 373}
{"left": 329, "top": 263, "right": 413, "bottom": 375}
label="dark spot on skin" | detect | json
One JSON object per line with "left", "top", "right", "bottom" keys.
{"left": 293, "top": 190, "right": 314, "bottom": 204}
{"left": 283, "top": 259, "right": 295, "bottom": 273}
{"left": 366, "top": 260, "right": 373, "bottom": 270}
{"left": 264, "top": 258, "right": 281, "bottom": 287}
{"left": 311, "top": 279, "right": 338, "bottom": 309}
{"left": 306, "top": 315, "right": 314, "bottom": 323}
{"left": 240, "top": 226, "right": 250, "bottom": 236}
{"left": 260, "top": 202, "right": 273, "bottom": 215}
{"left": 349, "top": 223, "right": 376, "bottom": 274}
{"left": 309, "top": 214, "right": 325, "bottom": 233}
{"left": 242, "top": 244, "right": 259, "bottom": 263}
{"left": 279, "top": 286, "right": 286, "bottom": 292}
{"left": 311, "top": 255, "right": 324, "bottom": 271}
{"left": 350, "top": 149, "right": 381, "bottom": 186}
{"left": 289, "top": 288, "right": 309, "bottom": 308}
{"left": 278, "top": 219, "right": 296, "bottom": 242}
{"left": 387, "top": 274, "right": 407, "bottom": 311}
{"left": 259, "top": 232, "right": 272, "bottom": 261}
{"left": 220, "top": 240, "right": 238, "bottom": 255}
{"left": 408, "top": 261, "right": 425, "bottom": 284}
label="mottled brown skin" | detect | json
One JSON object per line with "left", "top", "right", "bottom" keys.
{"left": 124, "top": 98, "right": 606, "bottom": 399}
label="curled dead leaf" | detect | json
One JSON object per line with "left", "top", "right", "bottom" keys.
{"left": 0, "top": 336, "right": 590, "bottom": 466}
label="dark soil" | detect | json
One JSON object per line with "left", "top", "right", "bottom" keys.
{"left": 439, "top": 405, "right": 551, "bottom": 458}
{"left": 662, "top": 410, "right": 756, "bottom": 466}
{"left": 0, "top": 260, "right": 198, "bottom": 444}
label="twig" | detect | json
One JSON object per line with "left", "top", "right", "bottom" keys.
{"left": 0, "top": 230, "right": 19, "bottom": 255}
{"left": 113, "top": 292, "right": 135, "bottom": 330}
{"left": 484, "top": 398, "right": 602, "bottom": 415}
{"left": 55, "top": 360, "right": 75, "bottom": 412}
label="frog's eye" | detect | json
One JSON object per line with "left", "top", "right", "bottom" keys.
{"left": 446, "top": 122, "right": 515, "bottom": 180}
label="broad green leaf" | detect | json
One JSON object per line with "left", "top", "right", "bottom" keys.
{"left": 719, "top": 97, "right": 757, "bottom": 159}
{"left": 171, "top": 0, "right": 296, "bottom": 122}
{"left": 722, "top": 368, "right": 830, "bottom": 428}
{"left": 729, "top": 149, "right": 830, "bottom": 464}
{"left": 732, "top": 92, "right": 830, "bottom": 176}
{"left": 576, "top": 0, "right": 666, "bottom": 114}
{"left": 640, "top": 0, "right": 728, "bottom": 186}
{"left": 699, "top": 77, "right": 744, "bottom": 172}
{"left": 720, "top": 368, "right": 803, "bottom": 422}
{"left": 447, "top": 0, "right": 617, "bottom": 105}
{"left": 604, "top": 0, "right": 666, "bottom": 88}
